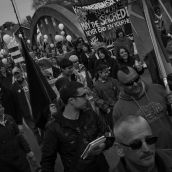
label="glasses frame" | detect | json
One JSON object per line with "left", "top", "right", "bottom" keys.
{"left": 120, "top": 136, "right": 158, "bottom": 150}
{"left": 73, "top": 93, "right": 87, "bottom": 98}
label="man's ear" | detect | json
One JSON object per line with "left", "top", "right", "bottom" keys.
{"left": 114, "top": 142, "right": 125, "bottom": 157}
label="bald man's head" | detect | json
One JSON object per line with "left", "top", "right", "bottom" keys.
{"left": 113, "top": 115, "right": 152, "bottom": 143}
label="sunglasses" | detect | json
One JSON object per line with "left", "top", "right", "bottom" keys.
{"left": 73, "top": 93, "right": 87, "bottom": 98}
{"left": 72, "top": 60, "right": 79, "bottom": 64}
{"left": 123, "top": 76, "right": 140, "bottom": 86}
{"left": 120, "top": 136, "right": 158, "bottom": 150}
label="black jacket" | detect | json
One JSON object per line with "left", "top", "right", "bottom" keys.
{"left": 114, "top": 149, "right": 172, "bottom": 172}
{"left": 41, "top": 109, "right": 114, "bottom": 172}
{"left": 80, "top": 52, "right": 97, "bottom": 78}
{"left": 0, "top": 86, "right": 15, "bottom": 118}
{"left": 11, "top": 81, "right": 31, "bottom": 125}
{"left": 0, "top": 115, "right": 31, "bottom": 172}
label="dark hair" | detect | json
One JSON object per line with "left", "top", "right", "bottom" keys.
{"left": 60, "top": 58, "right": 73, "bottom": 69}
{"left": 116, "top": 46, "right": 131, "bottom": 63}
{"left": 60, "top": 81, "right": 84, "bottom": 104}
{"left": 116, "top": 29, "right": 125, "bottom": 38}
{"left": 82, "top": 42, "right": 91, "bottom": 53}
{"left": 97, "top": 47, "right": 111, "bottom": 60}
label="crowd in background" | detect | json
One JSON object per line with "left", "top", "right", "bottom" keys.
{"left": 1, "top": 18, "right": 172, "bottom": 172}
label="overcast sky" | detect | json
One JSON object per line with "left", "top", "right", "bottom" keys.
{"left": 0, "top": 0, "right": 34, "bottom": 25}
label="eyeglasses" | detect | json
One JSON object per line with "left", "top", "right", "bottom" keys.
{"left": 123, "top": 76, "right": 140, "bottom": 86}
{"left": 73, "top": 60, "right": 79, "bottom": 64}
{"left": 120, "top": 136, "right": 158, "bottom": 150}
{"left": 73, "top": 93, "right": 87, "bottom": 98}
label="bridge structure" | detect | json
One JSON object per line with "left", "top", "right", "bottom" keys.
{"left": 30, "top": 0, "right": 172, "bottom": 57}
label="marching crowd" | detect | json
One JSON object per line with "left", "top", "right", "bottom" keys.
{"left": 1, "top": 26, "right": 172, "bottom": 172}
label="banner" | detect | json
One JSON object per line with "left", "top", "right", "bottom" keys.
{"left": 73, "top": 0, "right": 133, "bottom": 51}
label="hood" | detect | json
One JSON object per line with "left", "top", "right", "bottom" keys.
{"left": 119, "top": 81, "right": 149, "bottom": 101}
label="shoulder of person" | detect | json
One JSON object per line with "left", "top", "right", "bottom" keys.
{"left": 45, "top": 118, "right": 62, "bottom": 134}
{"left": 148, "top": 83, "right": 166, "bottom": 93}
{"left": 156, "top": 149, "right": 172, "bottom": 166}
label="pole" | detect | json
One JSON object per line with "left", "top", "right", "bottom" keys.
{"left": 10, "top": 0, "right": 22, "bottom": 27}
{"left": 142, "top": 0, "right": 171, "bottom": 94}
{"left": 158, "top": 0, "right": 172, "bottom": 23}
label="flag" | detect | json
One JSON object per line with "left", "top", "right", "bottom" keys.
{"left": 21, "top": 39, "right": 57, "bottom": 129}
{"left": 142, "top": 0, "right": 172, "bottom": 79}
{"left": 8, "top": 39, "right": 24, "bottom": 63}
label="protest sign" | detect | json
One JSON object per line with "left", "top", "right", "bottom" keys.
{"left": 73, "top": 0, "right": 134, "bottom": 53}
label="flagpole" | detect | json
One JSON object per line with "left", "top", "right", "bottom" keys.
{"left": 158, "top": 0, "right": 172, "bottom": 23}
{"left": 142, "top": 0, "right": 171, "bottom": 94}
{"left": 10, "top": 0, "right": 22, "bottom": 28}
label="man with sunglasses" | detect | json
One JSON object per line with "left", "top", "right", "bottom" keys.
{"left": 113, "top": 66, "right": 172, "bottom": 149}
{"left": 41, "top": 81, "right": 114, "bottom": 172}
{"left": 113, "top": 115, "right": 172, "bottom": 172}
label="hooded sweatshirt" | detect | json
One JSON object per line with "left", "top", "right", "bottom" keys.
{"left": 113, "top": 82, "right": 172, "bottom": 149}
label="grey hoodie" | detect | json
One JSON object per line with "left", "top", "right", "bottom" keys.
{"left": 113, "top": 82, "right": 172, "bottom": 149}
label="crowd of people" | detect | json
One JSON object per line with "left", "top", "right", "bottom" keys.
{"left": 1, "top": 23, "right": 172, "bottom": 172}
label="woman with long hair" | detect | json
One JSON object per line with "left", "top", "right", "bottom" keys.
{"left": 116, "top": 46, "right": 144, "bottom": 74}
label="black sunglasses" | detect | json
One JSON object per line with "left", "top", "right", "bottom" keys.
{"left": 123, "top": 76, "right": 140, "bottom": 86}
{"left": 120, "top": 136, "right": 158, "bottom": 150}
{"left": 73, "top": 93, "right": 87, "bottom": 98}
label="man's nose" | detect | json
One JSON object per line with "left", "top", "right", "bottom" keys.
{"left": 133, "top": 82, "right": 138, "bottom": 86}
{"left": 141, "top": 141, "right": 150, "bottom": 152}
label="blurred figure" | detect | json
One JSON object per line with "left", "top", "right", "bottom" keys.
{"left": 113, "top": 29, "right": 134, "bottom": 57}
{"left": 69, "top": 55, "right": 93, "bottom": 89}
{"left": 0, "top": 62, "right": 13, "bottom": 89}
{"left": 80, "top": 43, "right": 96, "bottom": 77}
{"left": 116, "top": 46, "right": 144, "bottom": 75}
{"left": 11, "top": 66, "right": 41, "bottom": 144}
{"left": 0, "top": 103, "right": 36, "bottom": 172}
{"left": 55, "top": 58, "right": 74, "bottom": 91}
{"left": 95, "top": 47, "right": 119, "bottom": 79}
{"left": 93, "top": 64, "right": 119, "bottom": 129}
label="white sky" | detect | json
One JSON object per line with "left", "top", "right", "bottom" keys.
{"left": 0, "top": 0, "right": 34, "bottom": 25}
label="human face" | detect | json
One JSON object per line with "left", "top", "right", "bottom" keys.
{"left": 118, "top": 31, "right": 124, "bottom": 39}
{"left": 82, "top": 45, "right": 88, "bottom": 52}
{"left": 63, "top": 65, "right": 73, "bottom": 76}
{"left": 99, "top": 68, "right": 110, "bottom": 80}
{"left": 119, "top": 48, "right": 128, "bottom": 61}
{"left": 119, "top": 121, "right": 156, "bottom": 167}
{"left": 49, "top": 103, "right": 57, "bottom": 115}
{"left": 98, "top": 51, "right": 105, "bottom": 59}
{"left": 0, "top": 66, "right": 6, "bottom": 74}
{"left": 14, "top": 71, "right": 23, "bottom": 82}
{"left": 121, "top": 71, "right": 143, "bottom": 97}
{"left": 72, "top": 60, "right": 79, "bottom": 69}
{"left": 72, "top": 87, "right": 88, "bottom": 110}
